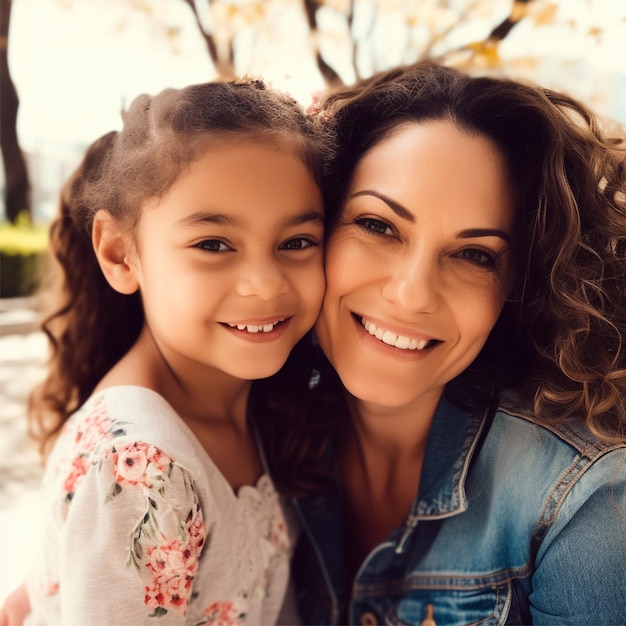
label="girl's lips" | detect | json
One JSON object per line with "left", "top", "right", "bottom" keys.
{"left": 353, "top": 314, "right": 441, "bottom": 351}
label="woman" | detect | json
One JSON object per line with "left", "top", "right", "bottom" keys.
{"left": 277, "top": 62, "right": 626, "bottom": 625}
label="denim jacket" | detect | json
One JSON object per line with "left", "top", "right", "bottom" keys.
{"left": 290, "top": 391, "right": 626, "bottom": 625}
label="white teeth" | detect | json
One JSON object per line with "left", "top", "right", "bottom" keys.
{"left": 228, "top": 319, "right": 284, "bottom": 333}
{"left": 382, "top": 330, "right": 396, "bottom": 346}
{"left": 362, "top": 318, "right": 431, "bottom": 351}
{"left": 395, "top": 335, "right": 411, "bottom": 349}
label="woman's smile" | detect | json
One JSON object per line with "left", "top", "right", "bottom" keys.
{"left": 354, "top": 314, "right": 439, "bottom": 352}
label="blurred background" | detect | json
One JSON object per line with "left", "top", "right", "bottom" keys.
{"left": 1, "top": 0, "right": 625, "bottom": 605}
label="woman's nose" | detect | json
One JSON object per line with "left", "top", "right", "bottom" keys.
{"left": 235, "top": 256, "right": 290, "bottom": 300}
{"left": 381, "top": 252, "right": 440, "bottom": 313}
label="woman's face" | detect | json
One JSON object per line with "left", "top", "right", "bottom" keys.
{"left": 315, "top": 120, "right": 516, "bottom": 411}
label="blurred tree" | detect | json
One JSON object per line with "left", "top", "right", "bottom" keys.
{"left": 109, "top": 0, "right": 618, "bottom": 94}
{"left": 1, "top": 0, "right": 31, "bottom": 224}
{"left": 179, "top": 0, "right": 237, "bottom": 78}
{"left": 124, "top": 0, "right": 553, "bottom": 85}
{"left": 4, "top": 0, "right": 617, "bottom": 228}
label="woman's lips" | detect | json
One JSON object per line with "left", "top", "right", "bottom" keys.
{"left": 354, "top": 314, "right": 441, "bottom": 351}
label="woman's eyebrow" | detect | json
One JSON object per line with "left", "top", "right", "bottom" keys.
{"left": 349, "top": 190, "right": 415, "bottom": 222}
{"left": 457, "top": 228, "right": 511, "bottom": 243}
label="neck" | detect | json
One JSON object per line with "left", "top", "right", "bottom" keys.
{"left": 337, "top": 390, "right": 443, "bottom": 563}
{"left": 347, "top": 389, "right": 442, "bottom": 462}
{"left": 104, "top": 325, "right": 254, "bottom": 433}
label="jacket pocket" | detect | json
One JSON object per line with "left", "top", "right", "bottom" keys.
{"left": 383, "top": 582, "right": 513, "bottom": 626}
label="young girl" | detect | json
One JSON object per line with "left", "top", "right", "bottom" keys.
{"left": 18, "top": 78, "right": 327, "bottom": 625}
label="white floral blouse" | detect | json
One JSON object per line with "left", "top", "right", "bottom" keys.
{"left": 24, "top": 386, "right": 296, "bottom": 626}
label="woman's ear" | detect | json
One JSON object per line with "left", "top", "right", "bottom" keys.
{"left": 92, "top": 210, "right": 139, "bottom": 295}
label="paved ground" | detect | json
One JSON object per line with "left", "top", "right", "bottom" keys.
{"left": 0, "top": 298, "right": 47, "bottom": 603}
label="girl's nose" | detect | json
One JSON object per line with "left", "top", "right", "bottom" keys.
{"left": 235, "top": 256, "right": 290, "bottom": 300}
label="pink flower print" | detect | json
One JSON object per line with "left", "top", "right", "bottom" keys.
{"left": 144, "top": 586, "right": 167, "bottom": 615}
{"left": 115, "top": 443, "right": 149, "bottom": 484}
{"left": 63, "top": 455, "right": 90, "bottom": 498}
{"left": 146, "top": 445, "right": 170, "bottom": 473}
{"left": 165, "top": 573, "right": 193, "bottom": 604}
{"left": 147, "top": 546, "right": 170, "bottom": 577}
{"left": 45, "top": 581, "right": 59, "bottom": 596}
{"left": 269, "top": 502, "right": 290, "bottom": 552}
{"left": 143, "top": 534, "right": 202, "bottom": 617}
{"left": 146, "top": 540, "right": 198, "bottom": 581}
{"left": 169, "top": 542, "right": 198, "bottom": 571}
{"left": 111, "top": 442, "right": 173, "bottom": 490}
{"left": 145, "top": 577, "right": 189, "bottom": 617}
{"left": 203, "top": 600, "right": 245, "bottom": 626}
{"left": 187, "top": 506, "right": 206, "bottom": 550}
{"left": 74, "top": 399, "right": 114, "bottom": 451}
{"left": 145, "top": 576, "right": 191, "bottom": 617}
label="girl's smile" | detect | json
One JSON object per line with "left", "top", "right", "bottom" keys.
{"left": 222, "top": 316, "right": 292, "bottom": 342}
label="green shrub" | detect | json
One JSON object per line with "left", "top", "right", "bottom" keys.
{"left": 0, "top": 215, "right": 50, "bottom": 298}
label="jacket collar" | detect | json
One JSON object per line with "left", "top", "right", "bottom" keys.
{"left": 412, "top": 396, "right": 490, "bottom": 518}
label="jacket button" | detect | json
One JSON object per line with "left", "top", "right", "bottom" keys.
{"left": 360, "top": 612, "right": 378, "bottom": 626}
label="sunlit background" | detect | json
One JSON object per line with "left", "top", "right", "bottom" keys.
{"left": 4, "top": 0, "right": 626, "bottom": 224}
{"left": 1, "top": 0, "right": 626, "bottom": 606}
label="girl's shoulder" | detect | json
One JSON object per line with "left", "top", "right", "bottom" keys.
{"left": 50, "top": 386, "right": 205, "bottom": 481}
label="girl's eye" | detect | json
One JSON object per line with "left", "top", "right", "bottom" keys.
{"left": 355, "top": 217, "right": 393, "bottom": 236}
{"left": 457, "top": 248, "right": 497, "bottom": 267}
{"left": 280, "top": 237, "right": 317, "bottom": 250}
{"left": 195, "top": 239, "right": 232, "bottom": 253}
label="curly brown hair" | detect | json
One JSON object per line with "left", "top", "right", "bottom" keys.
{"left": 30, "top": 77, "right": 329, "bottom": 456}
{"left": 257, "top": 60, "right": 626, "bottom": 497}
{"left": 318, "top": 60, "right": 626, "bottom": 443}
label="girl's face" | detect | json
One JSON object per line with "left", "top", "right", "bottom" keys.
{"left": 130, "top": 139, "right": 325, "bottom": 381}
{"left": 315, "top": 120, "right": 516, "bottom": 412}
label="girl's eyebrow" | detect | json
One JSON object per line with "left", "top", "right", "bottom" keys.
{"left": 349, "top": 190, "right": 415, "bottom": 222}
{"left": 177, "top": 209, "right": 324, "bottom": 228}
{"left": 288, "top": 210, "right": 325, "bottom": 226}
{"left": 177, "top": 212, "right": 236, "bottom": 227}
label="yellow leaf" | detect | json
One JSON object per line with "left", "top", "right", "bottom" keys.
{"left": 466, "top": 40, "right": 501, "bottom": 68}
{"left": 533, "top": 2, "right": 558, "bottom": 27}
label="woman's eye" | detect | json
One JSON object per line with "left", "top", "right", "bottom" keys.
{"left": 280, "top": 237, "right": 316, "bottom": 250}
{"left": 355, "top": 217, "right": 393, "bottom": 235}
{"left": 457, "top": 248, "right": 496, "bottom": 267}
{"left": 195, "top": 239, "right": 232, "bottom": 253}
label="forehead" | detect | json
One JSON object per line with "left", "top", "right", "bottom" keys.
{"left": 347, "top": 120, "right": 516, "bottom": 230}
